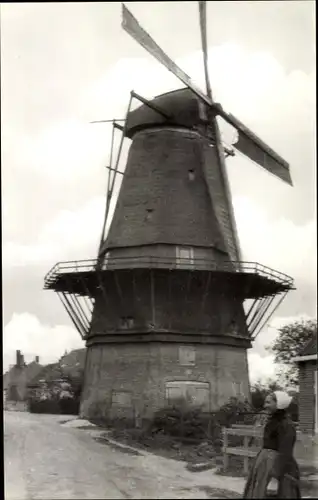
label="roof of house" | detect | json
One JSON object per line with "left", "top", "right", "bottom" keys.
{"left": 4, "top": 361, "right": 44, "bottom": 390}
{"left": 300, "top": 334, "right": 317, "bottom": 357}
{"left": 28, "top": 348, "right": 86, "bottom": 386}
{"left": 59, "top": 348, "right": 86, "bottom": 370}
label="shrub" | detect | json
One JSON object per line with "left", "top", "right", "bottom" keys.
{"left": 148, "top": 400, "right": 223, "bottom": 447}
{"left": 28, "top": 396, "right": 80, "bottom": 415}
{"left": 147, "top": 397, "right": 260, "bottom": 448}
{"left": 28, "top": 398, "right": 60, "bottom": 414}
{"left": 215, "top": 397, "right": 257, "bottom": 428}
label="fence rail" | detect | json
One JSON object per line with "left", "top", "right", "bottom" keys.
{"left": 44, "top": 256, "right": 293, "bottom": 289}
{"left": 222, "top": 422, "right": 300, "bottom": 474}
{"left": 223, "top": 425, "right": 262, "bottom": 474}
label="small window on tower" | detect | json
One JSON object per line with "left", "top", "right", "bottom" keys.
{"left": 145, "top": 208, "right": 153, "bottom": 222}
{"left": 120, "top": 317, "right": 134, "bottom": 329}
{"left": 188, "top": 169, "right": 195, "bottom": 181}
{"left": 179, "top": 346, "right": 196, "bottom": 366}
{"left": 102, "top": 251, "right": 110, "bottom": 270}
{"left": 176, "top": 246, "right": 194, "bottom": 268}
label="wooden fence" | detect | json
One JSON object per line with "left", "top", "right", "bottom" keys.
{"left": 222, "top": 423, "right": 300, "bottom": 474}
{"left": 222, "top": 424, "right": 263, "bottom": 474}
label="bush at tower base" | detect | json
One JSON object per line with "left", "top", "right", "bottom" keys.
{"left": 28, "top": 377, "right": 82, "bottom": 415}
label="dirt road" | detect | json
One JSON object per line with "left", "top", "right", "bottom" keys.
{"left": 5, "top": 411, "right": 239, "bottom": 499}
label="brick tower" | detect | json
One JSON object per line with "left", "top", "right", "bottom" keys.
{"left": 44, "top": 3, "right": 294, "bottom": 422}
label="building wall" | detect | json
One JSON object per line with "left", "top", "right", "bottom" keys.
{"left": 4, "top": 362, "right": 43, "bottom": 402}
{"left": 80, "top": 342, "right": 250, "bottom": 421}
{"left": 5, "top": 366, "right": 30, "bottom": 401}
{"left": 299, "top": 361, "right": 317, "bottom": 434}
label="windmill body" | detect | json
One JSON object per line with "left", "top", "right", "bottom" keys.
{"left": 44, "top": 4, "right": 294, "bottom": 422}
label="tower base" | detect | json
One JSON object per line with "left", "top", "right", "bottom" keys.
{"left": 79, "top": 341, "right": 250, "bottom": 422}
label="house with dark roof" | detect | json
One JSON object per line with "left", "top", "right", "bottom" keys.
{"left": 293, "top": 334, "right": 318, "bottom": 434}
{"left": 3, "top": 350, "right": 43, "bottom": 406}
{"left": 4, "top": 348, "right": 87, "bottom": 409}
{"left": 27, "top": 348, "right": 86, "bottom": 398}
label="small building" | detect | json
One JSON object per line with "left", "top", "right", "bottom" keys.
{"left": 28, "top": 348, "right": 86, "bottom": 399}
{"left": 3, "top": 350, "right": 43, "bottom": 407}
{"left": 293, "top": 335, "right": 318, "bottom": 434}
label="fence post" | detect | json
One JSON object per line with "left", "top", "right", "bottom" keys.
{"left": 223, "top": 428, "right": 229, "bottom": 471}
{"left": 243, "top": 435, "right": 249, "bottom": 474}
{"left": 207, "top": 413, "right": 211, "bottom": 439}
{"left": 181, "top": 410, "right": 184, "bottom": 439}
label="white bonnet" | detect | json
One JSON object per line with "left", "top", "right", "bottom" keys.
{"left": 273, "top": 390, "right": 292, "bottom": 410}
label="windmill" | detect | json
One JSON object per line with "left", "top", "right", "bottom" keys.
{"left": 44, "top": 2, "right": 294, "bottom": 421}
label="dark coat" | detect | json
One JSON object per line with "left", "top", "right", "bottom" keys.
{"left": 243, "top": 410, "right": 301, "bottom": 499}
{"left": 262, "top": 409, "right": 300, "bottom": 481}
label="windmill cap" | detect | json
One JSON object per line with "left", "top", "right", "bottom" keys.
{"left": 126, "top": 88, "right": 209, "bottom": 138}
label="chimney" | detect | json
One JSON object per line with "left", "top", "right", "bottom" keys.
{"left": 35, "top": 356, "right": 39, "bottom": 364}
{"left": 20, "top": 354, "right": 25, "bottom": 366}
{"left": 16, "top": 350, "right": 21, "bottom": 367}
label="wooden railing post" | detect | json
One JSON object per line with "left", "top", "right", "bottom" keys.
{"left": 223, "top": 428, "right": 229, "bottom": 471}
{"left": 222, "top": 425, "right": 262, "bottom": 475}
{"left": 243, "top": 435, "right": 249, "bottom": 474}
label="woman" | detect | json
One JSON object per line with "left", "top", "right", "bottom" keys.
{"left": 243, "top": 390, "right": 301, "bottom": 499}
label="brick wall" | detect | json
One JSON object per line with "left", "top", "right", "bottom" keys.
{"left": 106, "top": 128, "right": 227, "bottom": 252}
{"left": 80, "top": 342, "right": 250, "bottom": 421}
{"left": 299, "top": 361, "right": 316, "bottom": 434}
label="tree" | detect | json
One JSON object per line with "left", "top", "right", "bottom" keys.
{"left": 250, "top": 380, "right": 299, "bottom": 421}
{"left": 251, "top": 379, "right": 283, "bottom": 410}
{"left": 267, "top": 319, "right": 317, "bottom": 386}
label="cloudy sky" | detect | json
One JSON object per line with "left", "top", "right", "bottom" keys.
{"left": 2, "top": 2, "right": 316, "bottom": 381}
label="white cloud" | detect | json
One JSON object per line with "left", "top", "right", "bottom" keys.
{"left": 233, "top": 195, "right": 316, "bottom": 283}
{"left": 12, "top": 41, "right": 313, "bottom": 185}
{"left": 82, "top": 43, "right": 315, "bottom": 153}
{"left": 21, "top": 120, "right": 110, "bottom": 182}
{"left": 3, "top": 196, "right": 106, "bottom": 268}
{"left": 3, "top": 312, "right": 83, "bottom": 373}
{"left": 248, "top": 352, "right": 276, "bottom": 383}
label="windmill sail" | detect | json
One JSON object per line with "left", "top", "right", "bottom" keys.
{"left": 122, "top": 4, "right": 211, "bottom": 106}
{"left": 198, "top": 1, "right": 212, "bottom": 99}
{"left": 197, "top": 1, "right": 241, "bottom": 262}
{"left": 216, "top": 107, "right": 292, "bottom": 185}
{"left": 122, "top": 3, "right": 292, "bottom": 187}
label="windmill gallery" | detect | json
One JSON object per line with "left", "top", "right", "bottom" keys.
{"left": 44, "top": 2, "right": 294, "bottom": 422}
